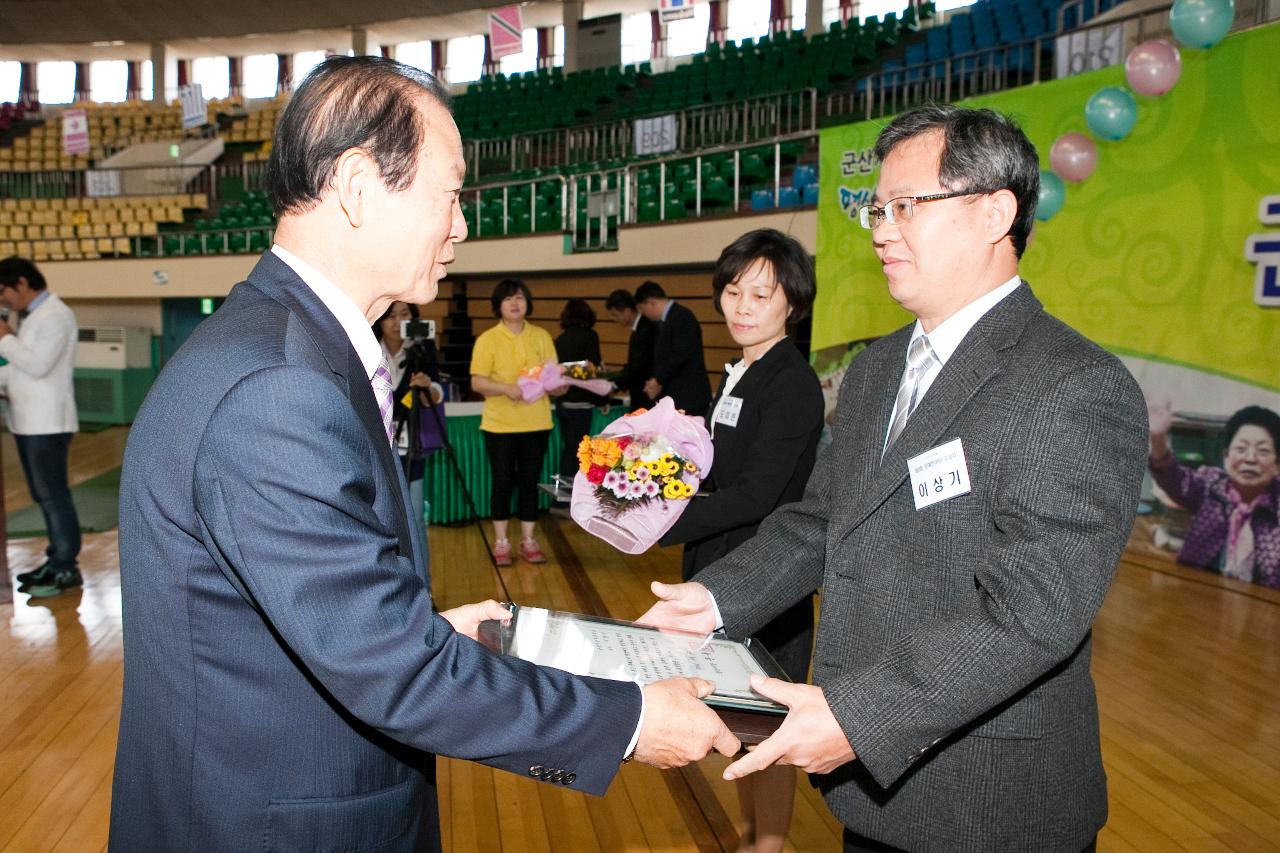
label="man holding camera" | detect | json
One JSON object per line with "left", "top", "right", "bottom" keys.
{"left": 0, "top": 256, "right": 82, "bottom": 597}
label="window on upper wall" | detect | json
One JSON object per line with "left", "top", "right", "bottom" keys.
{"left": 727, "top": 0, "right": 771, "bottom": 43}
{"left": 243, "top": 54, "right": 278, "bottom": 99}
{"left": 666, "top": 2, "right": 712, "bottom": 57}
{"left": 445, "top": 35, "right": 485, "bottom": 83}
{"left": 37, "top": 61, "right": 76, "bottom": 104}
{"left": 0, "top": 62, "right": 20, "bottom": 103}
{"left": 293, "top": 51, "right": 326, "bottom": 88}
{"left": 397, "top": 41, "right": 433, "bottom": 72}
{"left": 791, "top": 0, "right": 807, "bottom": 32}
{"left": 622, "top": 12, "right": 654, "bottom": 64}
{"left": 89, "top": 60, "right": 127, "bottom": 102}
{"left": 498, "top": 29, "right": 539, "bottom": 75}
{"left": 553, "top": 25, "right": 565, "bottom": 66}
{"left": 140, "top": 60, "right": 154, "bottom": 100}
{"left": 192, "top": 56, "right": 230, "bottom": 99}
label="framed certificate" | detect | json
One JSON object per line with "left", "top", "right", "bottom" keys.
{"left": 477, "top": 604, "right": 788, "bottom": 743}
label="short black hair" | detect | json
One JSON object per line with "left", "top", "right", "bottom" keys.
{"left": 711, "top": 228, "right": 816, "bottom": 321}
{"left": 0, "top": 256, "right": 46, "bottom": 291}
{"left": 560, "top": 298, "right": 596, "bottom": 330}
{"left": 266, "top": 55, "right": 451, "bottom": 217}
{"left": 874, "top": 104, "right": 1040, "bottom": 258}
{"left": 1224, "top": 405, "right": 1280, "bottom": 454}
{"left": 490, "top": 278, "right": 533, "bottom": 317}
{"left": 372, "top": 300, "right": 420, "bottom": 342}
{"left": 604, "top": 289, "right": 636, "bottom": 312}
{"left": 634, "top": 281, "right": 666, "bottom": 303}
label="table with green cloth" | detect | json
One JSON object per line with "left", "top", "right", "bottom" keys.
{"left": 421, "top": 403, "right": 625, "bottom": 524}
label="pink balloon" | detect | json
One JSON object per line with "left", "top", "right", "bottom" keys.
{"left": 1125, "top": 39, "right": 1183, "bottom": 96}
{"left": 1050, "top": 133, "right": 1098, "bottom": 183}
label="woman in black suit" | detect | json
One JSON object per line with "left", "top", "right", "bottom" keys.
{"left": 659, "top": 228, "right": 823, "bottom": 853}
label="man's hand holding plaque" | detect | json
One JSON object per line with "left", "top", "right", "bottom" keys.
{"left": 636, "top": 580, "right": 718, "bottom": 634}
{"left": 721, "top": 675, "right": 856, "bottom": 781}
{"left": 637, "top": 678, "right": 740, "bottom": 768}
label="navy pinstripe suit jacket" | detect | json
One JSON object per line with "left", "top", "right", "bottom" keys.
{"left": 110, "top": 252, "right": 640, "bottom": 852}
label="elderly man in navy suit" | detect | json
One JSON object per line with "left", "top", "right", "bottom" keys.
{"left": 110, "top": 56, "right": 737, "bottom": 853}
{"left": 642, "top": 105, "right": 1148, "bottom": 852}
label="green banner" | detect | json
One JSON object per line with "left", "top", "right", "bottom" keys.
{"left": 814, "top": 24, "right": 1280, "bottom": 398}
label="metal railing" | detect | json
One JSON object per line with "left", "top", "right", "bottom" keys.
{"left": 619, "top": 133, "right": 817, "bottom": 224}
{"left": 463, "top": 88, "right": 818, "bottom": 180}
{"left": 461, "top": 174, "right": 568, "bottom": 239}
{"left": 823, "top": 38, "right": 1047, "bottom": 123}
{"left": 0, "top": 162, "right": 216, "bottom": 201}
{"left": 1055, "top": 0, "right": 1275, "bottom": 71}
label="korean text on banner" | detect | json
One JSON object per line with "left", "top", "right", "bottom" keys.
{"left": 62, "top": 109, "right": 90, "bottom": 156}
{"left": 660, "top": 0, "right": 696, "bottom": 23}
{"left": 489, "top": 6, "right": 525, "bottom": 60}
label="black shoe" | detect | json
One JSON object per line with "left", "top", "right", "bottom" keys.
{"left": 15, "top": 562, "right": 53, "bottom": 587}
{"left": 25, "top": 568, "right": 83, "bottom": 599}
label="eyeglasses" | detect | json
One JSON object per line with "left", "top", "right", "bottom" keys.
{"left": 857, "top": 191, "right": 980, "bottom": 230}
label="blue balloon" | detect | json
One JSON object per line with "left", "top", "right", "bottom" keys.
{"left": 1085, "top": 86, "right": 1139, "bottom": 141}
{"left": 1169, "top": 0, "right": 1234, "bottom": 49}
{"left": 1037, "top": 170, "right": 1066, "bottom": 221}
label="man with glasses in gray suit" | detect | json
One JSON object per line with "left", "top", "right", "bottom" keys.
{"left": 641, "top": 104, "right": 1147, "bottom": 852}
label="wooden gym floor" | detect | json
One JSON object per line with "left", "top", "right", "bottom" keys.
{"left": 1, "top": 426, "right": 1278, "bottom": 851}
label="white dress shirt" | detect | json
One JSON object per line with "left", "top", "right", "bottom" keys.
{"left": 0, "top": 290, "right": 79, "bottom": 435}
{"left": 883, "top": 275, "right": 1023, "bottom": 444}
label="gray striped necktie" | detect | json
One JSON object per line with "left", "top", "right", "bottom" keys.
{"left": 883, "top": 335, "right": 936, "bottom": 457}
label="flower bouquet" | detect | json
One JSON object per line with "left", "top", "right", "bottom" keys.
{"left": 517, "top": 360, "right": 615, "bottom": 402}
{"left": 570, "top": 396, "right": 713, "bottom": 554}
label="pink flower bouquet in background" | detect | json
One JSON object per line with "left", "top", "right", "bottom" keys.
{"left": 570, "top": 397, "right": 713, "bottom": 554}
{"left": 517, "top": 360, "right": 615, "bottom": 402}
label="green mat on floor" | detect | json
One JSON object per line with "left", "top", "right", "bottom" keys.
{"left": 6, "top": 467, "right": 121, "bottom": 538}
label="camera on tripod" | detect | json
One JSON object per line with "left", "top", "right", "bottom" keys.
{"left": 400, "top": 318, "right": 435, "bottom": 341}
{"left": 399, "top": 319, "right": 437, "bottom": 376}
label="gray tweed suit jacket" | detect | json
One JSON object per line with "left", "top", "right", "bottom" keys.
{"left": 696, "top": 283, "right": 1147, "bottom": 852}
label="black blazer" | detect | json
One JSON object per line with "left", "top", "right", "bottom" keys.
{"left": 612, "top": 316, "right": 658, "bottom": 407}
{"left": 661, "top": 337, "right": 824, "bottom": 580}
{"left": 652, "top": 301, "right": 712, "bottom": 416}
{"left": 554, "top": 326, "right": 606, "bottom": 406}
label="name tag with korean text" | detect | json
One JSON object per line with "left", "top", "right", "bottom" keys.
{"left": 713, "top": 395, "right": 743, "bottom": 428}
{"left": 907, "top": 438, "right": 972, "bottom": 510}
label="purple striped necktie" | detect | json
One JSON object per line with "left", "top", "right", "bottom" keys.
{"left": 372, "top": 357, "right": 396, "bottom": 446}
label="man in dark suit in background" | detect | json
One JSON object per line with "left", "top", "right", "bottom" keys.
{"left": 604, "top": 287, "right": 658, "bottom": 407}
{"left": 635, "top": 280, "right": 712, "bottom": 416}
{"left": 641, "top": 105, "right": 1148, "bottom": 852}
{"left": 110, "top": 56, "right": 737, "bottom": 853}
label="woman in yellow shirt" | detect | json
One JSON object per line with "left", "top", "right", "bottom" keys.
{"left": 470, "top": 279, "right": 561, "bottom": 566}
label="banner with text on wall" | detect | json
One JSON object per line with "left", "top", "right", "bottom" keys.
{"left": 813, "top": 23, "right": 1280, "bottom": 589}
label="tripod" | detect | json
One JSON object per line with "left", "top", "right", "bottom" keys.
{"left": 398, "top": 374, "right": 511, "bottom": 601}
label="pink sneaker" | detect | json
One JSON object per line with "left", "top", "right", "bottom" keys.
{"left": 492, "top": 539, "right": 513, "bottom": 567}
{"left": 519, "top": 538, "right": 547, "bottom": 564}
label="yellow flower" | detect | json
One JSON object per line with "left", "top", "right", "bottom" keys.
{"left": 662, "top": 480, "right": 684, "bottom": 499}
{"left": 684, "top": 461, "right": 698, "bottom": 473}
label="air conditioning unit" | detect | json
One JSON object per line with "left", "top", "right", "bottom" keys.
{"left": 75, "top": 326, "right": 152, "bottom": 369}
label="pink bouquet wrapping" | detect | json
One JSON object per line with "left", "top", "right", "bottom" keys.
{"left": 570, "top": 397, "right": 714, "bottom": 554}
{"left": 517, "top": 361, "right": 614, "bottom": 402}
